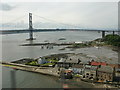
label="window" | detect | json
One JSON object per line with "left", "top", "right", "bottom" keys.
{"left": 83, "top": 75, "right": 85, "bottom": 78}
{"left": 109, "top": 76, "right": 112, "bottom": 80}
{"left": 91, "top": 74, "right": 93, "bottom": 76}
{"left": 86, "top": 73, "right": 89, "bottom": 75}
{"left": 89, "top": 77, "right": 93, "bottom": 79}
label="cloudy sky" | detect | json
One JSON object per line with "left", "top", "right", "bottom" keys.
{"left": 0, "top": 1, "right": 118, "bottom": 30}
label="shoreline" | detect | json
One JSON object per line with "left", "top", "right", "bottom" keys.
{"left": 1, "top": 51, "right": 119, "bottom": 88}
{"left": 1, "top": 61, "right": 59, "bottom": 77}
{"left": 20, "top": 38, "right": 119, "bottom": 52}
{"left": 1, "top": 60, "right": 118, "bottom": 88}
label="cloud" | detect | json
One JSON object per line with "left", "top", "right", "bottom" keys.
{"left": 0, "top": 3, "right": 16, "bottom": 11}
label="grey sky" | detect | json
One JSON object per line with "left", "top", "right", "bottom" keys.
{"left": 0, "top": 2, "right": 118, "bottom": 30}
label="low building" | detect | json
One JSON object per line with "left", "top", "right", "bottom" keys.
{"left": 37, "top": 57, "right": 48, "bottom": 64}
{"left": 65, "top": 55, "right": 82, "bottom": 64}
{"left": 83, "top": 69, "right": 96, "bottom": 81}
{"left": 56, "top": 58, "right": 71, "bottom": 68}
{"left": 70, "top": 64, "right": 84, "bottom": 75}
{"left": 97, "top": 66, "right": 115, "bottom": 82}
{"left": 56, "top": 57, "right": 82, "bottom": 68}
{"left": 82, "top": 65, "right": 98, "bottom": 81}
{"left": 114, "top": 72, "right": 120, "bottom": 82}
{"left": 108, "top": 64, "right": 120, "bottom": 68}
{"left": 90, "top": 61, "right": 107, "bottom": 66}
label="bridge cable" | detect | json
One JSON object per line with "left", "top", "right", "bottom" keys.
{"left": 2, "top": 14, "right": 27, "bottom": 24}
{"left": 33, "top": 14, "right": 81, "bottom": 29}
{"left": 2, "top": 14, "right": 27, "bottom": 30}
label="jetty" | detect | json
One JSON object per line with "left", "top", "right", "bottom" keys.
{"left": 0, "top": 61, "right": 59, "bottom": 77}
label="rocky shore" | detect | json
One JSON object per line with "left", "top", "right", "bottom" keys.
{"left": 20, "top": 35, "right": 119, "bottom": 53}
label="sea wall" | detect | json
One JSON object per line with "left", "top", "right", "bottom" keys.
{"left": 1, "top": 61, "right": 59, "bottom": 77}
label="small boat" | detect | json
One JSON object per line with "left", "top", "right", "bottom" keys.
{"left": 94, "top": 46, "right": 101, "bottom": 49}
{"left": 94, "top": 46, "right": 99, "bottom": 49}
{"left": 44, "top": 40, "right": 49, "bottom": 42}
{"left": 58, "top": 38, "right": 66, "bottom": 40}
{"left": 75, "top": 41, "right": 82, "bottom": 44}
{"left": 12, "top": 67, "right": 19, "bottom": 70}
{"left": 59, "top": 48, "right": 65, "bottom": 50}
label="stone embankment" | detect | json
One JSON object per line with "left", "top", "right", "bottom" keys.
{"left": 0, "top": 61, "right": 59, "bottom": 77}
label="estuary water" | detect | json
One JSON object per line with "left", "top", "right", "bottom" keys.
{"left": 1, "top": 31, "right": 118, "bottom": 88}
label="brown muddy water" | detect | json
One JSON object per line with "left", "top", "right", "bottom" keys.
{"left": 1, "top": 31, "right": 118, "bottom": 88}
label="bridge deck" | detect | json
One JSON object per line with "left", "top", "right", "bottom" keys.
{"left": 0, "top": 29, "right": 119, "bottom": 34}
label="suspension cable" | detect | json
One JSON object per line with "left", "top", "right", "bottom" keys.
{"left": 33, "top": 13, "right": 81, "bottom": 29}
{"left": 2, "top": 14, "right": 27, "bottom": 24}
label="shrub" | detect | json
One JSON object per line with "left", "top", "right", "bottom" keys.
{"left": 103, "top": 34, "right": 120, "bottom": 47}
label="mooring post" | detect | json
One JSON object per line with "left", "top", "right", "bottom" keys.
{"left": 102, "top": 31, "right": 105, "bottom": 38}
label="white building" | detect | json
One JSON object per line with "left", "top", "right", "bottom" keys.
{"left": 37, "top": 57, "right": 48, "bottom": 64}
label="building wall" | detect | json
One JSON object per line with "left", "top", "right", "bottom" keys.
{"left": 72, "top": 68, "right": 84, "bottom": 75}
{"left": 38, "top": 58, "right": 48, "bottom": 64}
{"left": 97, "top": 71, "right": 113, "bottom": 82}
{"left": 83, "top": 70, "right": 96, "bottom": 80}
{"left": 56, "top": 63, "right": 71, "bottom": 68}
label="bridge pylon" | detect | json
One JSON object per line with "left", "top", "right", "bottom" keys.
{"left": 27, "top": 13, "right": 36, "bottom": 40}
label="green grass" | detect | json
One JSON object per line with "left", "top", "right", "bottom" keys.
{"left": 1, "top": 64, "right": 20, "bottom": 69}
{"left": 74, "top": 74, "right": 82, "bottom": 78}
{"left": 25, "top": 60, "right": 55, "bottom": 67}
{"left": 40, "top": 63, "right": 55, "bottom": 66}
{"left": 29, "top": 61, "right": 37, "bottom": 64}
{"left": 2, "top": 64, "right": 16, "bottom": 67}
{"left": 25, "top": 59, "right": 57, "bottom": 67}
{"left": 47, "top": 59, "right": 58, "bottom": 63}
{"left": 25, "top": 61, "right": 39, "bottom": 66}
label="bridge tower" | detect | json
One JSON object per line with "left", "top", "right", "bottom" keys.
{"left": 27, "top": 13, "right": 35, "bottom": 40}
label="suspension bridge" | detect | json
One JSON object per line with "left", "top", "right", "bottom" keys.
{"left": 0, "top": 13, "right": 119, "bottom": 40}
